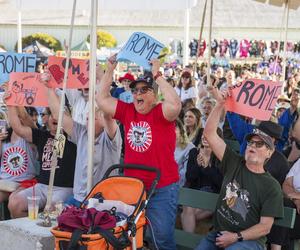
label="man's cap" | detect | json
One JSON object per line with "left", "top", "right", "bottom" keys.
{"left": 245, "top": 128, "right": 275, "bottom": 149}
{"left": 257, "top": 120, "right": 283, "bottom": 140}
{"left": 119, "top": 72, "right": 135, "bottom": 83}
{"left": 129, "top": 73, "right": 153, "bottom": 89}
{"left": 245, "top": 121, "right": 283, "bottom": 149}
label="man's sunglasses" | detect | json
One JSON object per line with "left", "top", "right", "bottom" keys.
{"left": 131, "top": 86, "right": 153, "bottom": 95}
{"left": 41, "top": 113, "right": 50, "bottom": 117}
{"left": 246, "top": 140, "right": 266, "bottom": 149}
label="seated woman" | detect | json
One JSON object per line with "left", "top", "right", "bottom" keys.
{"left": 181, "top": 128, "right": 223, "bottom": 233}
{"left": 183, "top": 107, "right": 202, "bottom": 147}
{"left": 0, "top": 110, "right": 38, "bottom": 204}
{"left": 175, "top": 119, "right": 195, "bottom": 187}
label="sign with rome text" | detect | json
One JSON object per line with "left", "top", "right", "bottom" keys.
{"left": 225, "top": 79, "right": 282, "bottom": 121}
{"left": 6, "top": 72, "right": 48, "bottom": 107}
{"left": 117, "top": 32, "right": 164, "bottom": 70}
{"left": 0, "top": 52, "right": 36, "bottom": 84}
{"left": 47, "top": 56, "right": 89, "bottom": 88}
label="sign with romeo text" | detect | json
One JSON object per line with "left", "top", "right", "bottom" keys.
{"left": 117, "top": 32, "right": 164, "bottom": 70}
{"left": 225, "top": 79, "right": 282, "bottom": 121}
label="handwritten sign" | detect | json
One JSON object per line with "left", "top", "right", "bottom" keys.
{"left": 225, "top": 79, "right": 282, "bottom": 121}
{"left": 6, "top": 72, "right": 48, "bottom": 107}
{"left": 0, "top": 53, "right": 36, "bottom": 84}
{"left": 117, "top": 32, "right": 164, "bottom": 70}
{"left": 47, "top": 56, "right": 89, "bottom": 89}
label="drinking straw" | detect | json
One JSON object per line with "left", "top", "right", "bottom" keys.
{"left": 33, "top": 184, "right": 35, "bottom": 218}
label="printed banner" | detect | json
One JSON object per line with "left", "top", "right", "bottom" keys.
{"left": 117, "top": 32, "right": 164, "bottom": 70}
{"left": 6, "top": 72, "right": 48, "bottom": 107}
{"left": 47, "top": 56, "right": 89, "bottom": 89}
{"left": 225, "top": 79, "right": 282, "bottom": 121}
{"left": 0, "top": 53, "right": 36, "bottom": 84}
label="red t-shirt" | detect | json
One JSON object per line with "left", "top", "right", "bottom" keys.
{"left": 114, "top": 101, "right": 179, "bottom": 189}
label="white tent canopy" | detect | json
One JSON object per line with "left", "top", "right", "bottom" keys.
{"left": 254, "top": 0, "right": 300, "bottom": 10}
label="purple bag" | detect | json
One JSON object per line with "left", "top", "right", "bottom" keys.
{"left": 57, "top": 207, "right": 116, "bottom": 232}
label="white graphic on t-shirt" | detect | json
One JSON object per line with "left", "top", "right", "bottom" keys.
{"left": 222, "top": 180, "right": 250, "bottom": 221}
{"left": 2, "top": 146, "right": 28, "bottom": 176}
{"left": 127, "top": 121, "right": 152, "bottom": 152}
{"left": 41, "top": 138, "right": 55, "bottom": 171}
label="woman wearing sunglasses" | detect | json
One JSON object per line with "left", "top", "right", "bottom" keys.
{"left": 97, "top": 55, "right": 181, "bottom": 250}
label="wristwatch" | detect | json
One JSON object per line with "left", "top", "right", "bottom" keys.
{"left": 236, "top": 232, "right": 243, "bottom": 242}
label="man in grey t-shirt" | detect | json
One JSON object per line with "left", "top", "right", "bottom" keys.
{"left": 46, "top": 88, "right": 122, "bottom": 206}
{"left": 71, "top": 120, "right": 121, "bottom": 202}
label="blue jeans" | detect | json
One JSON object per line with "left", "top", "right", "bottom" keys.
{"left": 64, "top": 196, "right": 83, "bottom": 208}
{"left": 195, "top": 231, "right": 264, "bottom": 250}
{"left": 146, "top": 182, "right": 179, "bottom": 250}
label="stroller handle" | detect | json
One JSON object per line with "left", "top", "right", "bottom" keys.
{"left": 103, "top": 164, "right": 161, "bottom": 197}
{"left": 104, "top": 164, "right": 160, "bottom": 182}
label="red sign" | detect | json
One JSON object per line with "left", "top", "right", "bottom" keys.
{"left": 225, "top": 79, "right": 282, "bottom": 121}
{"left": 47, "top": 56, "right": 89, "bottom": 89}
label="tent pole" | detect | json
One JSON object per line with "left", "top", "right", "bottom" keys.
{"left": 17, "top": 0, "right": 22, "bottom": 53}
{"left": 44, "top": 0, "right": 77, "bottom": 214}
{"left": 273, "top": 0, "right": 287, "bottom": 81}
{"left": 183, "top": 0, "right": 190, "bottom": 67}
{"left": 282, "top": 0, "right": 290, "bottom": 83}
{"left": 193, "top": 0, "right": 208, "bottom": 76}
{"left": 87, "top": 0, "right": 98, "bottom": 193}
{"left": 206, "top": 0, "right": 213, "bottom": 86}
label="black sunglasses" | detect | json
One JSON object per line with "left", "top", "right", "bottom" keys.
{"left": 41, "top": 113, "right": 50, "bottom": 117}
{"left": 131, "top": 86, "right": 153, "bottom": 95}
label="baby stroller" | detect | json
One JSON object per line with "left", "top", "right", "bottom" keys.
{"left": 51, "top": 164, "right": 160, "bottom": 250}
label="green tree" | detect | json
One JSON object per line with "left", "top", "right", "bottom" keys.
{"left": 87, "top": 30, "right": 117, "bottom": 49}
{"left": 14, "top": 33, "right": 62, "bottom": 51}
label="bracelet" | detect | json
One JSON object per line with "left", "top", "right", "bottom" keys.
{"left": 154, "top": 71, "right": 163, "bottom": 81}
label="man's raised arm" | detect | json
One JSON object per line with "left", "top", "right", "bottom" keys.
{"left": 203, "top": 87, "right": 227, "bottom": 161}
{"left": 96, "top": 55, "right": 118, "bottom": 117}
{"left": 151, "top": 59, "right": 181, "bottom": 121}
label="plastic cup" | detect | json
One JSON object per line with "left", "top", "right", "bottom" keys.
{"left": 27, "top": 196, "right": 40, "bottom": 220}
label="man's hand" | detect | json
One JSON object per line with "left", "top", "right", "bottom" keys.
{"left": 40, "top": 70, "right": 52, "bottom": 88}
{"left": 207, "top": 87, "right": 230, "bottom": 105}
{"left": 107, "top": 54, "right": 117, "bottom": 72}
{"left": 215, "top": 231, "right": 238, "bottom": 248}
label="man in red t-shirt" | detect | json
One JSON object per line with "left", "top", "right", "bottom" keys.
{"left": 97, "top": 55, "right": 181, "bottom": 250}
